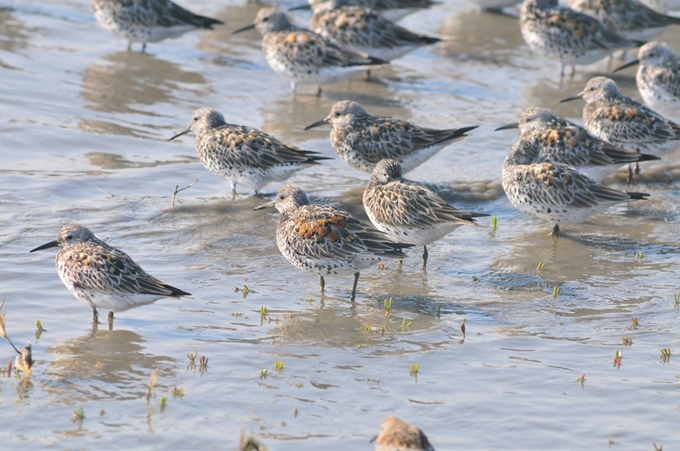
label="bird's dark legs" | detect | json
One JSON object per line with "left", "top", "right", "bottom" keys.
{"left": 422, "top": 246, "right": 428, "bottom": 269}
{"left": 319, "top": 275, "right": 325, "bottom": 293}
{"left": 350, "top": 272, "right": 360, "bottom": 302}
{"left": 551, "top": 224, "right": 560, "bottom": 236}
{"left": 92, "top": 308, "right": 99, "bottom": 323}
{"left": 108, "top": 311, "right": 114, "bottom": 330}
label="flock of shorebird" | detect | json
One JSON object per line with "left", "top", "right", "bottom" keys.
{"left": 24, "top": 0, "right": 680, "bottom": 448}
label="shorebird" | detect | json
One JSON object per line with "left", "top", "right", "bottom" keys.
{"left": 502, "top": 141, "right": 650, "bottom": 235}
{"left": 303, "top": 100, "right": 477, "bottom": 173}
{"left": 363, "top": 159, "right": 488, "bottom": 267}
{"left": 560, "top": 76, "right": 680, "bottom": 176}
{"left": 307, "top": 0, "right": 441, "bottom": 62}
{"left": 570, "top": 0, "right": 680, "bottom": 41}
{"left": 495, "top": 107, "right": 659, "bottom": 181}
{"left": 169, "top": 108, "right": 330, "bottom": 196}
{"left": 289, "top": 0, "right": 438, "bottom": 22}
{"left": 91, "top": 0, "right": 222, "bottom": 51}
{"left": 254, "top": 185, "right": 410, "bottom": 301}
{"left": 520, "top": 0, "right": 641, "bottom": 76}
{"left": 232, "top": 8, "right": 385, "bottom": 94}
{"left": 372, "top": 416, "right": 435, "bottom": 451}
{"left": 30, "top": 224, "right": 190, "bottom": 322}
{"left": 614, "top": 42, "right": 680, "bottom": 120}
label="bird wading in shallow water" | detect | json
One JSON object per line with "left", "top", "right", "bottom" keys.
{"left": 303, "top": 100, "right": 478, "bottom": 173}
{"left": 519, "top": 0, "right": 642, "bottom": 76}
{"left": 169, "top": 108, "right": 331, "bottom": 196}
{"left": 614, "top": 42, "right": 680, "bottom": 121}
{"left": 569, "top": 0, "right": 680, "bottom": 41}
{"left": 501, "top": 140, "right": 650, "bottom": 235}
{"left": 363, "top": 159, "right": 488, "bottom": 268}
{"left": 91, "top": 0, "right": 223, "bottom": 52}
{"left": 561, "top": 76, "right": 680, "bottom": 178}
{"left": 495, "top": 107, "right": 659, "bottom": 182}
{"left": 232, "top": 8, "right": 386, "bottom": 95}
{"left": 30, "top": 224, "right": 190, "bottom": 323}
{"left": 289, "top": 0, "right": 439, "bottom": 22}
{"left": 372, "top": 416, "right": 435, "bottom": 451}
{"left": 307, "top": 0, "right": 442, "bottom": 62}
{"left": 254, "top": 185, "right": 411, "bottom": 301}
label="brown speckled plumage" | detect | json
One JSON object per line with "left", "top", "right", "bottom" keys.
{"left": 304, "top": 100, "right": 477, "bottom": 173}
{"left": 254, "top": 185, "right": 409, "bottom": 300}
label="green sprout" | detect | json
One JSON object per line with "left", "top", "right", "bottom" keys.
{"left": 489, "top": 216, "right": 498, "bottom": 237}
{"left": 72, "top": 407, "right": 85, "bottom": 424}
{"left": 187, "top": 350, "right": 198, "bottom": 364}
{"left": 171, "top": 386, "right": 184, "bottom": 399}
{"left": 384, "top": 298, "right": 392, "bottom": 318}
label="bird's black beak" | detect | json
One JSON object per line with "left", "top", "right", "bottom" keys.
{"left": 253, "top": 200, "right": 276, "bottom": 211}
{"left": 613, "top": 59, "right": 640, "bottom": 73}
{"left": 288, "top": 3, "right": 312, "bottom": 11}
{"left": 30, "top": 240, "right": 58, "bottom": 253}
{"left": 303, "top": 117, "right": 330, "bottom": 130}
{"left": 559, "top": 92, "right": 584, "bottom": 103}
{"left": 168, "top": 126, "right": 191, "bottom": 141}
{"left": 495, "top": 122, "right": 519, "bottom": 131}
{"left": 231, "top": 23, "right": 256, "bottom": 35}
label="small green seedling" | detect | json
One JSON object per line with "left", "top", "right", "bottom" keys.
{"left": 384, "top": 298, "right": 392, "bottom": 318}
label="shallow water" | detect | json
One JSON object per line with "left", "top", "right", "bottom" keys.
{"left": 1, "top": 0, "right": 680, "bottom": 449}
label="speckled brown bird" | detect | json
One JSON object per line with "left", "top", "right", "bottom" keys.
{"left": 560, "top": 76, "right": 680, "bottom": 177}
{"left": 30, "top": 224, "right": 190, "bottom": 323}
{"left": 570, "top": 0, "right": 680, "bottom": 41}
{"left": 169, "top": 108, "right": 330, "bottom": 196}
{"left": 232, "top": 8, "right": 385, "bottom": 94}
{"left": 363, "top": 159, "right": 488, "bottom": 267}
{"left": 304, "top": 100, "right": 477, "bottom": 173}
{"left": 91, "top": 0, "right": 223, "bottom": 51}
{"left": 520, "top": 0, "right": 641, "bottom": 76}
{"left": 254, "top": 185, "right": 410, "bottom": 301}
{"left": 308, "top": 0, "right": 441, "bottom": 62}
{"left": 290, "top": 0, "right": 438, "bottom": 22}
{"left": 373, "top": 416, "right": 435, "bottom": 451}
{"left": 614, "top": 42, "right": 680, "bottom": 120}
{"left": 502, "top": 138, "right": 650, "bottom": 235}
{"left": 495, "top": 107, "right": 659, "bottom": 181}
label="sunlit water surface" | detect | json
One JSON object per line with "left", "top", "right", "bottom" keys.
{"left": 1, "top": 0, "right": 680, "bottom": 449}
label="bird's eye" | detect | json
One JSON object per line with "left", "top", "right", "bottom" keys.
{"left": 192, "top": 116, "right": 199, "bottom": 121}
{"left": 262, "top": 17, "right": 269, "bottom": 22}
{"left": 334, "top": 112, "right": 340, "bottom": 117}
{"left": 279, "top": 195, "right": 285, "bottom": 200}
{"left": 66, "top": 235, "right": 72, "bottom": 240}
